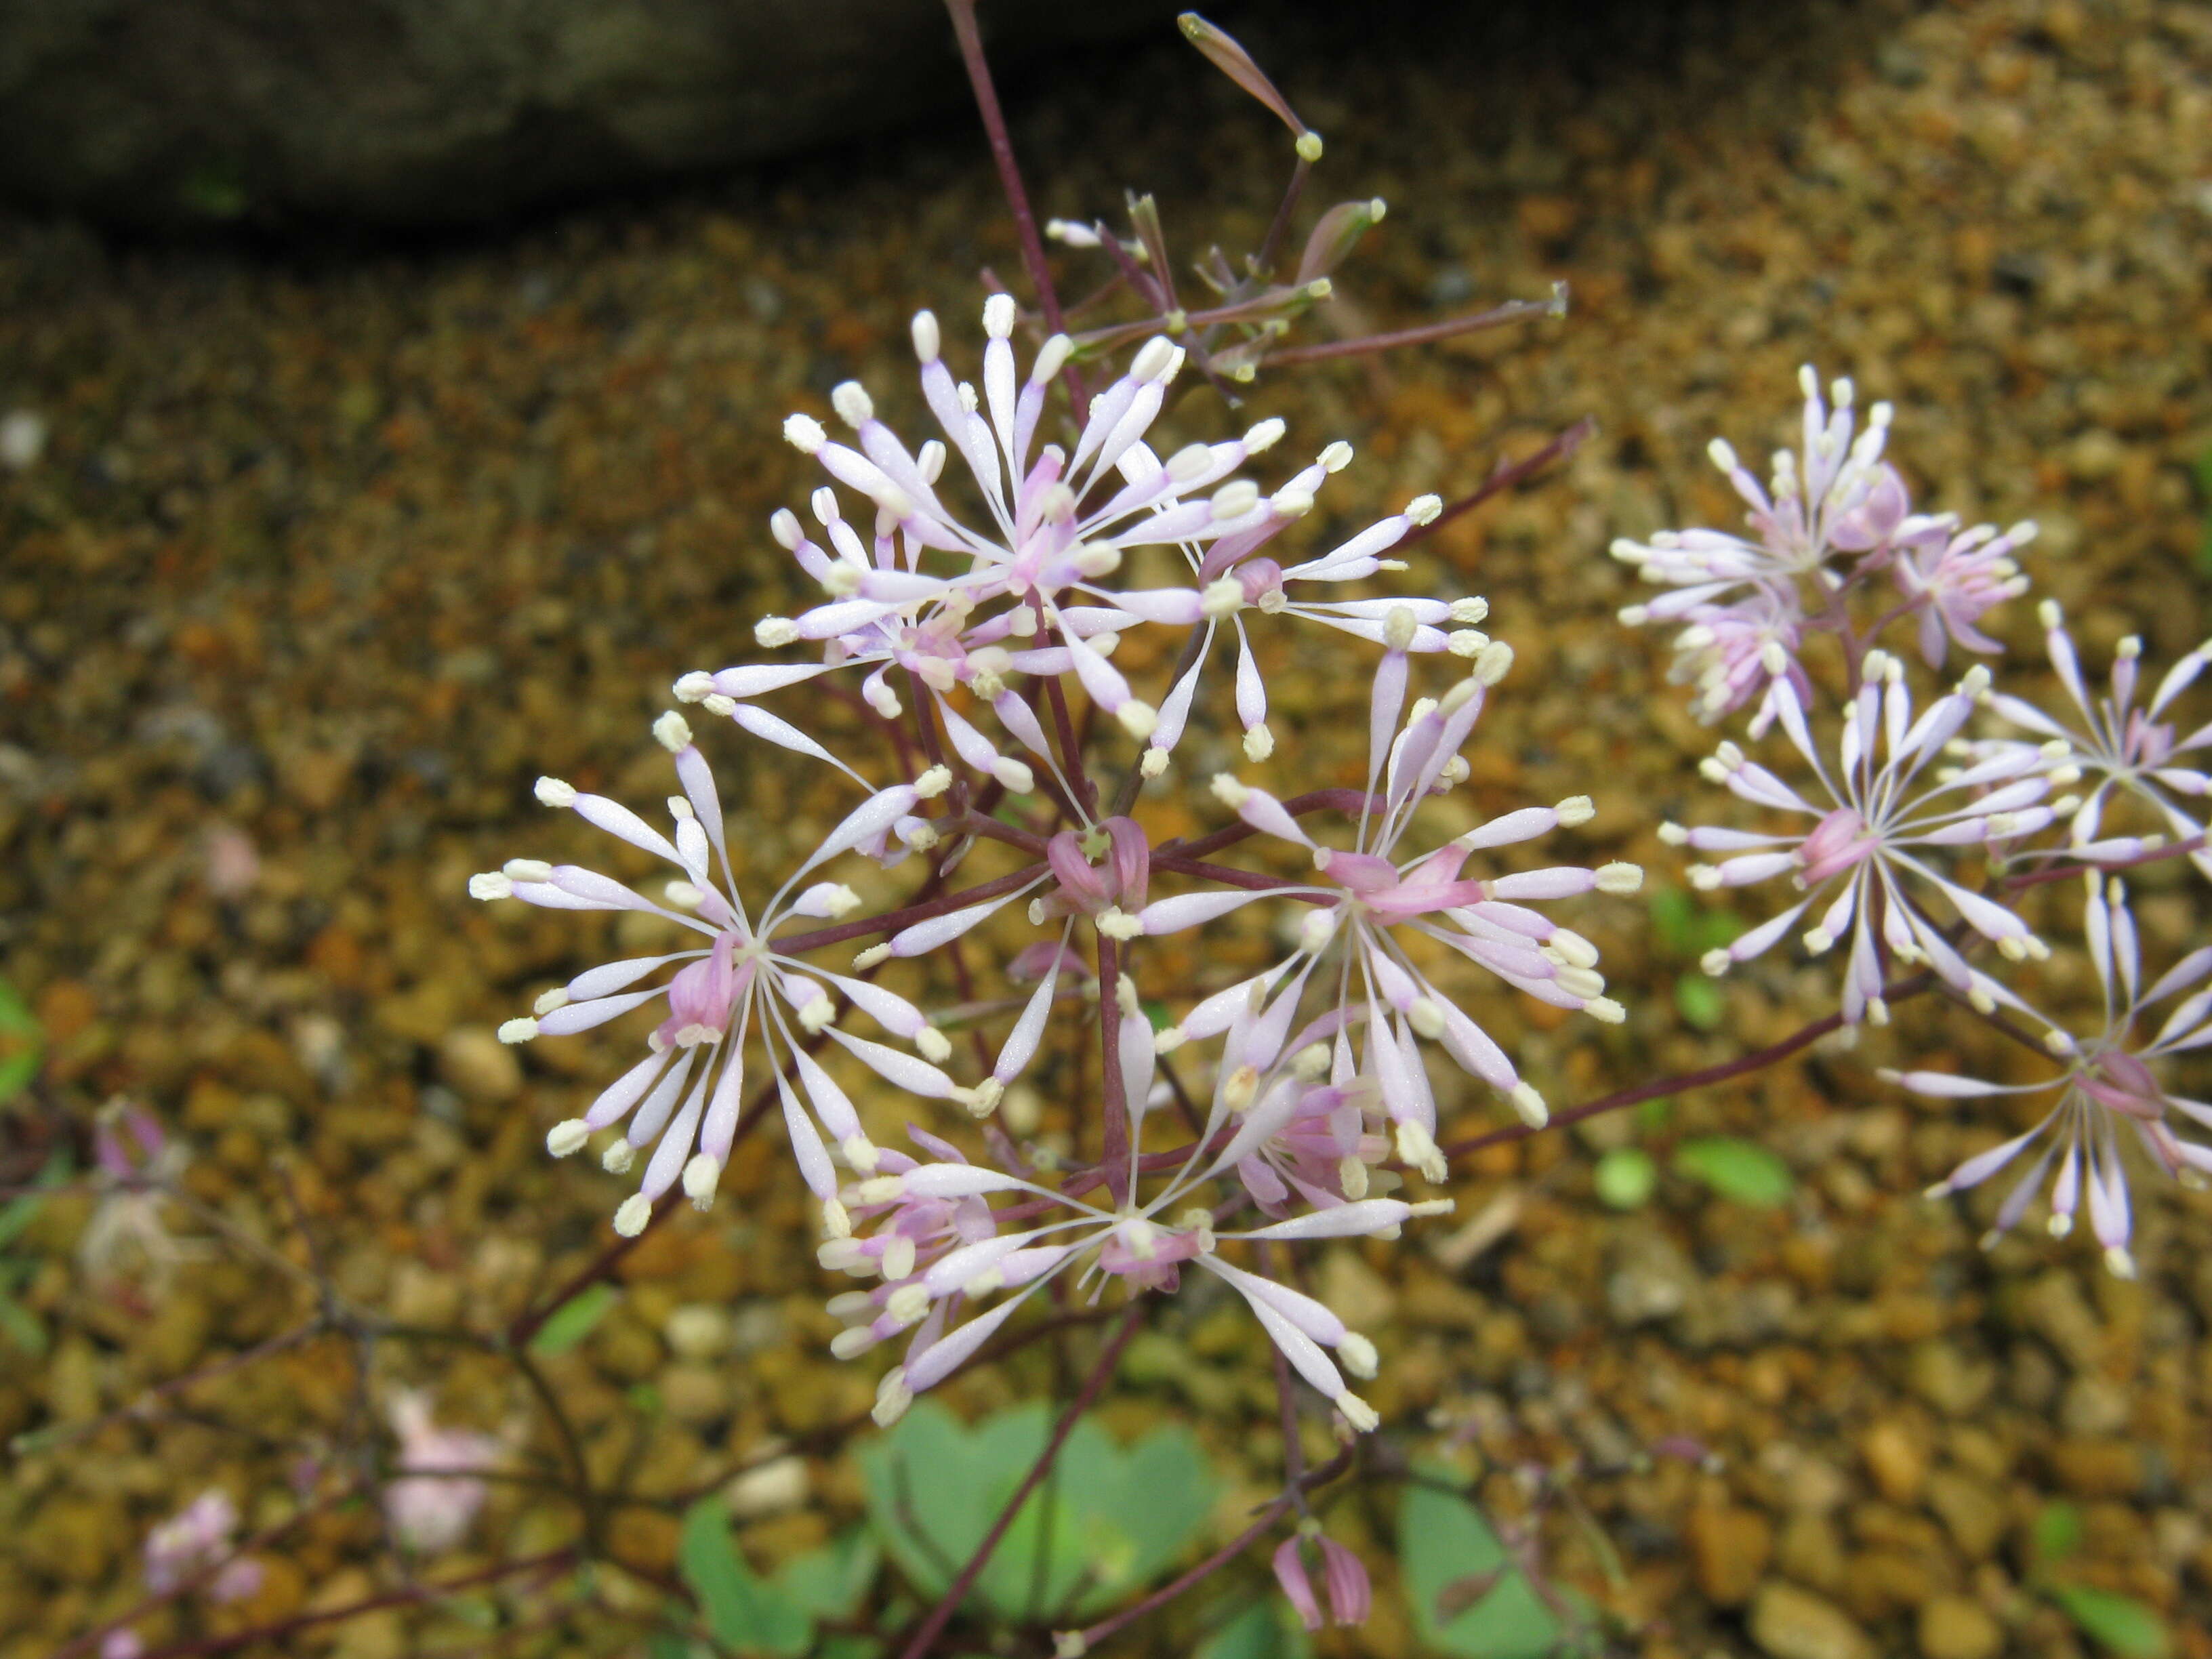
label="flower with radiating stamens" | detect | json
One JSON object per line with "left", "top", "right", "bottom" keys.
{"left": 729, "top": 298, "right": 1329, "bottom": 757}
{"left": 1892, "top": 874, "right": 2212, "bottom": 1277}
{"left": 1675, "top": 653, "right": 2063, "bottom": 1023}
{"left": 837, "top": 1128, "right": 1446, "bottom": 1434}
{"left": 1140, "top": 641, "right": 1637, "bottom": 1172}
{"left": 1665, "top": 588, "right": 1811, "bottom": 736}
{"left": 820, "top": 1130, "right": 1002, "bottom": 1358}
{"left": 1889, "top": 514, "right": 2034, "bottom": 668}
{"left": 1612, "top": 366, "right": 1896, "bottom": 626}
{"left": 1977, "top": 600, "right": 2212, "bottom": 878}
{"left": 1221, "top": 1044, "right": 1391, "bottom": 1215}
{"left": 1093, "top": 441, "right": 1481, "bottom": 767}
{"left": 471, "top": 719, "right": 964, "bottom": 1235}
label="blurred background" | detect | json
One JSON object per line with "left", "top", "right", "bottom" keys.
{"left": 2, "top": 1, "right": 2210, "bottom": 1656}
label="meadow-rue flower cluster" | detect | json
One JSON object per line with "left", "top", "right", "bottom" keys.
{"left": 472, "top": 287, "right": 1645, "bottom": 1443}
{"left": 1634, "top": 367, "right": 2212, "bottom": 1279}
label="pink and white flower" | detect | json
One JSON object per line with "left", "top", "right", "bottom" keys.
{"left": 1670, "top": 653, "right": 2062, "bottom": 1023}
{"left": 1139, "top": 634, "right": 1639, "bottom": 1174}
{"left": 472, "top": 715, "right": 970, "bottom": 1234}
{"left": 1664, "top": 589, "right": 1811, "bottom": 735}
{"left": 1889, "top": 514, "right": 2035, "bottom": 668}
{"left": 144, "top": 1491, "right": 258, "bottom": 1600}
{"left": 1979, "top": 601, "right": 2212, "bottom": 878}
{"left": 1612, "top": 367, "right": 1897, "bottom": 623}
{"left": 1891, "top": 874, "right": 2212, "bottom": 1277}
{"left": 830, "top": 985, "right": 1447, "bottom": 1435}
{"left": 385, "top": 1391, "right": 504, "bottom": 1554}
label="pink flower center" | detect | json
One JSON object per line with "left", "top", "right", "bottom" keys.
{"left": 2078, "top": 1049, "right": 2165, "bottom": 1121}
{"left": 657, "top": 931, "right": 754, "bottom": 1045}
{"left": 1797, "top": 807, "right": 1880, "bottom": 884}
{"left": 2119, "top": 709, "right": 2174, "bottom": 771}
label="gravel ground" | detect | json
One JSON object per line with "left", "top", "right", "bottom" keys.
{"left": 3, "top": 1, "right": 2211, "bottom": 1655}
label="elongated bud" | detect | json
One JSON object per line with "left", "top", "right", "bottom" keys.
{"left": 1033, "top": 333, "right": 1073, "bottom": 384}
{"left": 872, "top": 1368, "right": 912, "bottom": 1427}
{"left": 1510, "top": 1082, "right": 1548, "bottom": 1128}
{"left": 1131, "top": 336, "right": 1179, "bottom": 382}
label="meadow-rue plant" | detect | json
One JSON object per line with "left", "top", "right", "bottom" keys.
{"left": 54, "top": 7, "right": 2209, "bottom": 1658}
{"left": 450, "top": 39, "right": 2212, "bottom": 1656}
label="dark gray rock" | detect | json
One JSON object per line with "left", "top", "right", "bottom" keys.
{"left": 0, "top": 1, "right": 1179, "bottom": 229}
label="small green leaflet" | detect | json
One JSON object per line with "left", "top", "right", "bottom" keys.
{"left": 527, "top": 1284, "right": 616, "bottom": 1356}
{"left": 2049, "top": 1584, "right": 2169, "bottom": 1659}
{"left": 1671, "top": 1136, "right": 1793, "bottom": 1207}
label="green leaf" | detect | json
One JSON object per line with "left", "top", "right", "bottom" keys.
{"left": 776, "top": 1528, "right": 879, "bottom": 1621}
{"left": 0, "top": 1294, "right": 46, "bottom": 1355}
{"left": 1646, "top": 888, "right": 1696, "bottom": 957}
{"left": 2033, "top": 1501, "right": 2083, "bottom": 1567}
{"left": 1592, "top": 1148, "right": 1657, "bottom": 1211}
{"left": 1672, "top": 1136, "right": 1793, "bottom": 1208}
{"left": 2051, "top": 1584, "right": 2169, "bottom": 1658}
{"left": 527, "top": 1284, "right": 617, "bottom": 1357}
{"left": 1398, "top": 1473, "right": 1565, "bottom": 1659}
{"left": 678, "top": 1498, "right": 815, "bottom": 1658}
{"left": 0, "top": 981, "right": 43, "bottom": 1107}
{"left": 859, "top": 1401, "right": 1215, "bottom": 1622}
{"left": 1197, "top": 1597, "right": 1314, "bottom": 1659}
{"left": 1673, "top": 975, "right": 1725, "bottom": 1031}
